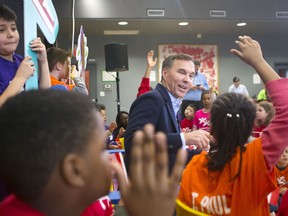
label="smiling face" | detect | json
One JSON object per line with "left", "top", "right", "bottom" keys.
{"left": 162, "top": 59, "right": 194, "bottom": 98}
{"left": 0, "top": 18, "right": 19, "bottom": 59}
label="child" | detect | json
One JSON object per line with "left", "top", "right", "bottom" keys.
{"left": 193, "top": 90, "right": 212, "bottom": 132}
{"left": 252, "top": 101, "right": 275, "bottom": 138}
{"left": 181, "top": 104, "right": 196, "bottom": 132}
{"left": 0, "top": 90, "right": 187, "bottom": 216}
{"left": 276, "top": 147, "right": 288, "bottom": 204}
{"left": 113, "top": 111, "right": 129, "bottom": 141}
{"left": 94, "top": 102, "right": 118, "bottom": 149}
{"left": 47, "top": 47, "right": 88, "bottom": 95}
{"left": 137, "top": 50, "right": 157, "bottom": 97}
{"left": 0, "top": 4, "right": 50, "bottom": 107}
{"left": 178, "top": 35, "right": 288, "bottom": 215}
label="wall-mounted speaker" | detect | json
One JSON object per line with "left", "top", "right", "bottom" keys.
{"left": 105, "top": 43, "right": 129, "bottom": 72}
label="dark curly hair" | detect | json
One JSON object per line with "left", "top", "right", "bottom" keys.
{"left": 207, "top": 92, "right": 256, "bottom": 179}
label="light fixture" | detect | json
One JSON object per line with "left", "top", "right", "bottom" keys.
{"left": 210, "top": 10, "right": 226, "bottom": 18}
{"left": 237, "top": 22, "right": 247, "bottom": 27}
{"left": 104, "top": 30, "right": 140, "bottom": 35}
{"left": 118, "top": 21, "right": 128, "bottom": 26}
{"left": 147, "top": 9, "right": 165, "bottom": 17}
{"left": 276, "top": 11, "right": 288, "bottom": 18}
{"left": 196, "top": 33, "right": 202, "bottom": 39}
{"left": 179, "top": 22, "right": 188, "bottom": 26}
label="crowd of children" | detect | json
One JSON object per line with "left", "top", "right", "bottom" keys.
{"left": 1, "top": 3, "right": 288, "bottom": 215}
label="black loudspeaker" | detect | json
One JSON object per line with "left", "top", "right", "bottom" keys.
{"left": 105, "top": 43, "right": 129, "bottom": 72}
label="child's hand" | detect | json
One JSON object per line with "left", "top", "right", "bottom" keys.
{"left": 230, "top": 35, "right": 264, "bottom": 68}
{"left": 117, "top": 127, "right": 125, "bottom": 138}
{"left": 112, "top": 124, "right": 187, "bottom": 216}
{"left": 147, "top": 50, "right": 157, "bottom": 68}
{"left": 108, "top": 122, "right": 117, "bottom": 132}
{"left": 30, "top": 37, "right": 47, "bottom": 63}
{"left": 70, "top": 65, "right": 79, "bottom": 79}
{"left": 15, "top": 56, "right": 35, "bottom": 81}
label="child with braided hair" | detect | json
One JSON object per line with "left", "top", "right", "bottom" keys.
{"left": 178, "top": 35, "right": 288, "bottom": 215}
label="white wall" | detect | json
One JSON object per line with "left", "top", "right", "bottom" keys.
{"left": 57, "top": 32, "right": 288, "bottom": 124}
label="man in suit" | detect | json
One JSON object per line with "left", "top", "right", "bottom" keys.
{"left": 125, "top": 54, "right": 211, "bottom": 173}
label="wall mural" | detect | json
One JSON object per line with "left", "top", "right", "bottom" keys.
{"left": 158, "top": 44, "right": 218, "bottom": 91}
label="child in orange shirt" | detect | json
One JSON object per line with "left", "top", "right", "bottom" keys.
{"left": 276, "top": 147, "right": 288, "bottom": 205}
{"left": 178, "top": 35, "right": 288, "bottom": 216}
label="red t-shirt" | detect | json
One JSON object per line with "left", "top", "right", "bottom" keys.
{"left": 137, "top": 77, "right": 150, "bottom": 97}
{"left": 0, "top": 195, "right": 43, "bottom": 216}
{"left": 252, "top": 124, "right": 267, "bottom": 138}
{"left": 180, "top": 118, "right": 193, "bottom": 130}
{"left": 0, "top": 194, "right": 115, "bottom": 216}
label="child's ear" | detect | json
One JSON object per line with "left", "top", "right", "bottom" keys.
{"left": 61, "top": 154, "right": 86, "bottom": 187}
{"left": 56, "top": 62, "right": 62, "bottom": 71}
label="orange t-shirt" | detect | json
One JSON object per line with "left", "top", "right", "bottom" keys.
{"left": 178, "top": 138, "right": 277, "bottom": 216}
{"left": 275, "top": 165, "right": 288, "bottom": 190}
{"left": 50, "top": 76, "right": 74, "bottom": 91}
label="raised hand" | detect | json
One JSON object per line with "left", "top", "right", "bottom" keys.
{"left": 147, "top": 50, "right": 157, "bottom": 68}
{"left": 230, "top": 35, "right": 279, "bottom": 84}
{"left": 112, "top": 124, "right": 187, "bottom": 216}
{"left": 30, "top": 37, "right": 47, "bottom": 63}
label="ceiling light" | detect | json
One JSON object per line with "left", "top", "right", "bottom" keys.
{"left": 196, "top": 33, "right": 202, "bottom": 39}
{"left": 179, "top": 22, "right": 189, "bottom": 26}
{"left": 118, "top": 21, "right": 128, "bottom": 26}
{"left": 104, "top": 30, "right": 140, "bottom": 35}
{"left": 237, "top": 22, "right": 247, "bottom": 27}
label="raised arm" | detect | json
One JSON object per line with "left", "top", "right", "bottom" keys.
{"left": 113, "top": 124, "right": 187, "bottom": 216}
{"left": 144, "top": 50, "right": 157, "bottom": 78}
{"left": 137, "top": 50, "right": 157, "bottom": 97}
{"left": 231, "top": 35, "right": 288, "bottom": 172}
{"left": 230, "top": 36, "right": 279, "bottom": 83}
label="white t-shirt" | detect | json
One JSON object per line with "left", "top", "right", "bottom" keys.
{"left": 228, "top": 84, "right": 249, "bottom": 96}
